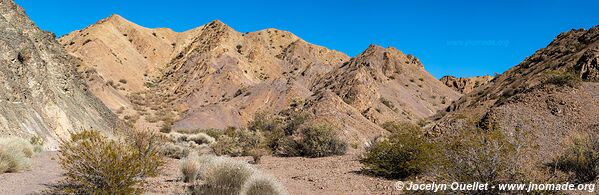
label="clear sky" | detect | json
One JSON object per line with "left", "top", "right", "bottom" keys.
{"left": 14, "top": 0, "right": 599, "bottom": 78}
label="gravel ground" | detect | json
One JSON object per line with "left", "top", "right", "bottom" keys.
{"left": 0, "top": 152, "right": 399, "bottom": 194}
{"left": 0, "top": 152, "right": 63, "bottom": 195}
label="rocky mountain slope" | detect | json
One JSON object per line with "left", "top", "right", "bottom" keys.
{"left": 0, "top": 0, "right": 118, "bottom": 149}
{"left": 433, "top": 26, "right": 599, "bottom": 181}
{"left": 439, "top": 75, "right": 493, "bottom": 94}
{"left": 59, "top": 15, "right": 459, "bottom": 142}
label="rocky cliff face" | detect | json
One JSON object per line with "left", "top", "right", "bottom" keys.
{"left": 433, "top": 26, "right": 599, "bottom": 181}
{"left": 439, "top": 75, "right": 493, "bottom": 94}
{"left": 0, "top": 0, "right": 118, "bottom": 149}
{"left": 60, "top": 15, "right": 460, "bottom": 142}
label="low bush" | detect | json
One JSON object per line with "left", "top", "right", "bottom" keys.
{"left": 187, "top": 133, "right": 216, "bottom": 145}
{"left": 180, "top": 154, "right": 202, "bottom": 183}
{"left": 442, "top": 126, "right": 522, "bottom": 184}
{"left": 212, "top": 129, "right": 265, "bottom": 157}
{"left": 248, "top": 112, "right": 283, "bottom": 133}
{"left": 545, "top": 70, "right": 582, "bottom": 87}
{"left": 240, "top": 174, "right": 288, "bottom": 195}
{"left": 269, "top": 135, "right": 301, "bottom": 157}
{"left": 246, "top": 111, "right": 346, "bottom": 158}
{"left": 161, "top": 142, "right": 191, "bottom": 159}
{"left": 128, "top": 130, "right": 165, "bottom": 177}
{"left": 162, "top": 131, "right": 216, "bottom": 159}
{"left": 177, "top": 128, "right": 224, "bottom": 140}
{"left": 299, "top": 125, "right": 347, "bottom": 157}
{"left": 550, "top": 131, "right": 599, "bottom": 183}
{"left": 0, "top": 136, "right": 42, "bottom": 173}
{"left": 58, "top": 130, "right": 164, "bottom": 194}
{"left": 360, "top": 122, "right": 436, "bottom": 179}
{"left": 183, "top": 154, "right": 287, "bottom": 195}
{"left": 30, "top": 135, "right": 44, "bottom": 153}
{"left": 191, "top": 156, "right": 255, "bottom": 195}
{"left": 247, "top": 147, "right": 269, "bottom": 164}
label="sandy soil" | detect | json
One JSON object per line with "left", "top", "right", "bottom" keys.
{"left": 0, "top": 152, "right": 400, "bottom": 195}
{"left": 235, "top": 154, "right": 400, "bottom": 195}
{"left": 0, "top": 152, "right": 64, "bottom": 195}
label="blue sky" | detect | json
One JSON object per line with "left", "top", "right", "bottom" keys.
{"left": 15, "top": 0, "right": 599, "bottom": 78}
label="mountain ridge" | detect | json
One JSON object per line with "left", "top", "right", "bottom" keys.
{"left": 59, "top": 14, "right": 458, "bottom": 142}
{"left": 432, "top": 25, "right": 599, "bottom": 182}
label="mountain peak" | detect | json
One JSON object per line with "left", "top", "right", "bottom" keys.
{"left": 204, "top": 19, "right": 233, "bottom": 30}
{"left": 208, "top": 19, "right": 226, "bottom": 26}
{"left": 96, "top": 13, "right": 138, "bottom": 28}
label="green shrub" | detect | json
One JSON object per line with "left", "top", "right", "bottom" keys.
{"left": 177, "top": 128, "right": 224, "bottom": 140}
{"left": 248, "top": 112, "right": 282, "bottom": 133}
{"left": 299, "top": 125, "right": 347, "bottom": 157}
{"left": 282, "top": 111, "right": 309, "bottom": 135}
{"left": 0, "top": 137, "right": 36, "bottom": 173}
{"left": 240, "top": 174, "right": 288, "bottom": 195}
{"left": 128, "top": 130, "right": 165, "bottom": 177}
{"left": 265, "top": 122, "right": 347, "bottom": 157}
{"left": 212, "top": 129, "right": 266, "bottom": 157}
{"left": 551, "top": 131, "right": 599, "bottom": 183}
{"left": 269, "top": 135, "right": 301, "bottom": 157}
{"left": 159, "top": 122, "right": 172, "bottom": 133}
{"left": 58, "top": 130, "right": 164, "bottom": 194}
{"left": 545, "top": 70, "right": 582, "bottom": 87}
{"left": 442, "top": 127, "right": 521, "bottom": 184}
{"left": 360, "top": 122, "right": 436, "bottom": 179}
{"left": 30, "top": 135, "right": 44, "bottom": 152}
{"left": 161, "top": 142, "right": 190, "bottom": 159}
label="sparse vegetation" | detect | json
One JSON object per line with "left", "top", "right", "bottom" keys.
{"left": 159, "top": 121, "right": 172, "bottom": 133}
{"left": 195, "top": 157, "right": 255, "bottom": 195}
{"left": 180, "top": 154, "right": 202, "bottom": 183}
{"left": 58, "top": 130, "right": 164, "bottom": 194}
{"left": 544, "top": 70, "right": 582, "bottom": 87}
{"left": 360, "top": 122, "right": 436, "bottom": 179}
{"left": 379, "top": 97, "right": 395, "bottom": 109}
{"left": 212, "top": 128, "right": 265, "bottom": 157}
{"left": 550, "top": 131, "right": 599, "bottom": 183}
{"left": 208, "top": 112, "right": 347, "bottom": 158}
{"left": 0, "top": 136, "right": 42, "bottom": 173}
{"left": 241, "top": 175, "right": 288, "bottom": 195}
{"left": 298, "top": 125, "right": 347, "bottom": 158}
{"left": 144, "top": 81, "right": 157, "bottom": 88}
{"left": 181, "top": 154, "right": 286, "bottom": 195}
{"left": 161, "top": 131, "right": 216, "bottom": 159}
{"left": 441, "top": 123, "right": 525, "bottom": 185}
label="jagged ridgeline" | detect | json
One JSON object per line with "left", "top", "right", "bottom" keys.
{"left": 59, "top": 15, "right": 459, "bottom": 142}
{"left": 434, "top": 26, "right": 599, "bottom": 182}
{"left": 0, "top": 0, "right": 119, "bottom": 149}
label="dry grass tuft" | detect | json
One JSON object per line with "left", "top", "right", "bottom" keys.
{"left": 0, "top": 136, "right": 42, "bottom": 173}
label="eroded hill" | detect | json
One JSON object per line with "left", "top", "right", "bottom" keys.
{"left": 440, "top": 75, "right": 493, "bottom": 94}
{"left": 60, "top": 15, "right": 460, "bottom": 142}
